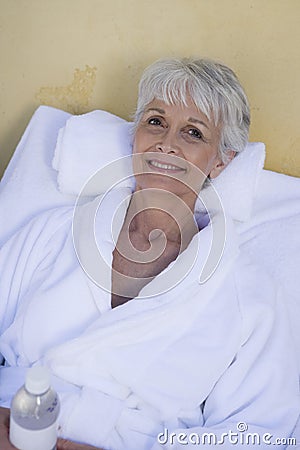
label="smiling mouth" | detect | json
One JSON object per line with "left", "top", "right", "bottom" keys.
{"left": 147, "top": 159, "right": 186, "bottom": 173}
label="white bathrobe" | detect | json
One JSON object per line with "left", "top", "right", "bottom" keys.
{"left": 0, "top": 186, "right": 299, "bottom": 450}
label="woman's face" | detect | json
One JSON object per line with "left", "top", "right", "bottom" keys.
{"left": 132, "top": 97, "right": 227, "bottom": 207}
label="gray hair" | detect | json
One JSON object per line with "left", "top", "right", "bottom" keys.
{"left": 134, "top": 57, "right": 250, "bottom": 164}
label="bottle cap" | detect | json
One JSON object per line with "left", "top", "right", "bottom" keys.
{"left": 25, "top": 366, "right": 50, "bottom": 395}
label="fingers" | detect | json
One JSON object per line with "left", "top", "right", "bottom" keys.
{"left": 1, "top": 408, "right": 102, "bottom": 450}
{"left": 0, "top": 407, "right": 16, "bottom": 449}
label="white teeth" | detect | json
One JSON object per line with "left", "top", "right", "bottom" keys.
{"left": 149, "top": 160, "right": 182, "bottom": 171}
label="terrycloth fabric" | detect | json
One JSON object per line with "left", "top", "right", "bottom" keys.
{"left": 0, "top": 106, "right": 73, "bottom": 246}
{"left": 196, "top": 142, "right": 266, "bottom": 222}
{"left": 288, "top": 417, "right": 300, "bottom": 449}
{"left": 52, "top": 110, "right": 134, "bottom": 196}
{"left": 0, "top": 187, "right": 299, "bottom": 450}
{"left": 1, "top": 106, "right": 300, "bottom": 363}
{"left": 1, "top": 106, "right": 300, "bottom": 448}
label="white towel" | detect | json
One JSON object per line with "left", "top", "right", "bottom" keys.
{"left": 52, "top": 110, "right": 134, "bottom": 196}
{"left": 0, "top": 106, "right": 73, "bottom": 246}
{"left": 196, "top": 142, "right": 266, "bottom": 222}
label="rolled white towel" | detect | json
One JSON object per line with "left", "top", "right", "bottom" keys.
{"left": 196, "top": 142, "right": 266, "bottom": 222}
{"left": 52, "top": 110, "right": 134, "bottom": 196}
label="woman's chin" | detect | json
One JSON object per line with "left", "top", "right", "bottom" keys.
{"left": 134, "top": 172, "right": 204, "bottom": 197}
{"left": 135, "top": 172, "right": 186, "bottom": 192}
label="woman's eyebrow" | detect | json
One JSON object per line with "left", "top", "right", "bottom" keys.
{"left": 145, "top": 107, "right": 166, "bottom": 114}
{"left": 188, "top": 117, "right": 209, "bottom": 129}
{"left": 144, "top": 109, "right": 209, "bottom": 130}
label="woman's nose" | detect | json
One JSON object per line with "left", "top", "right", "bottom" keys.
{"left": 155, "top": 132, "right": 179, "bottom": 154}
{"left": 155, "top": 143, "right": 177, "bottom": 153}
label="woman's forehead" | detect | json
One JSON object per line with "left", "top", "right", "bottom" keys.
{"left": 144, "top": 97, "right": 212, "bottom": 125}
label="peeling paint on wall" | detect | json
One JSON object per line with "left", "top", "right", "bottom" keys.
{"left": 36, "top": 65, "right": 97, "bottom": 114}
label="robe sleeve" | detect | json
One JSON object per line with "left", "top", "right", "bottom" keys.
{"left": 151, "top": 264, "right": 300, "bottom": 449}
{"left": 0, "top": 209, "right": 71, "bottom": 338}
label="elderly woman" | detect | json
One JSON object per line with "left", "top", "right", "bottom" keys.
{"left": 0, "top": 58, "right": 299, "bottom": 450}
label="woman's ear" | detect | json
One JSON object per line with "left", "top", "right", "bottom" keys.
{"left": 209, "top": 150, "right": 236, "bottom": 179}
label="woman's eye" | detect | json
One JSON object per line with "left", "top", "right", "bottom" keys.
{"left": 148, "top": 117, "right": 162, "bottom": 126}
{"left": 187, "top": 128, "right": 202, "bottom": 139}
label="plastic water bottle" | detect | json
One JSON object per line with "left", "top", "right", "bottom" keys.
{"left": 9, "top": 366, "right": 60, "bottom": 450}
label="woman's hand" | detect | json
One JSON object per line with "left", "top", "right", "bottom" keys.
{"left": 0, "top": 406, "right": 103, "bottom": 450}
{"left": 57, "top": 439, "right": 104, "bottom": 450}
{"left": 0, "top": 406, "right": 16, "bottom": 449}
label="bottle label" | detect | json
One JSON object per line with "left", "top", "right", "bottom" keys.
{"left": 9, "top": 415, "right": 57, "bottom": 450}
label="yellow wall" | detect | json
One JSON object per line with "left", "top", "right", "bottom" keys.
{"left": 1, "top": 0, "right": 299, "bottom": 177}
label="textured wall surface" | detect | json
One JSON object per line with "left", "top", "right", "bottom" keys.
{"left": 0, "top": 0, "right": 299, "bottom": 177}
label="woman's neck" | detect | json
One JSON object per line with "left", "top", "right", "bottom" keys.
{"left": 126, "top": 188, "right": 199, "bottom": 246}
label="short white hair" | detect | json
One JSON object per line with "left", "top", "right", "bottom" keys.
{"left": 134, "top": 57, "right": 250, "bottom": 163}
